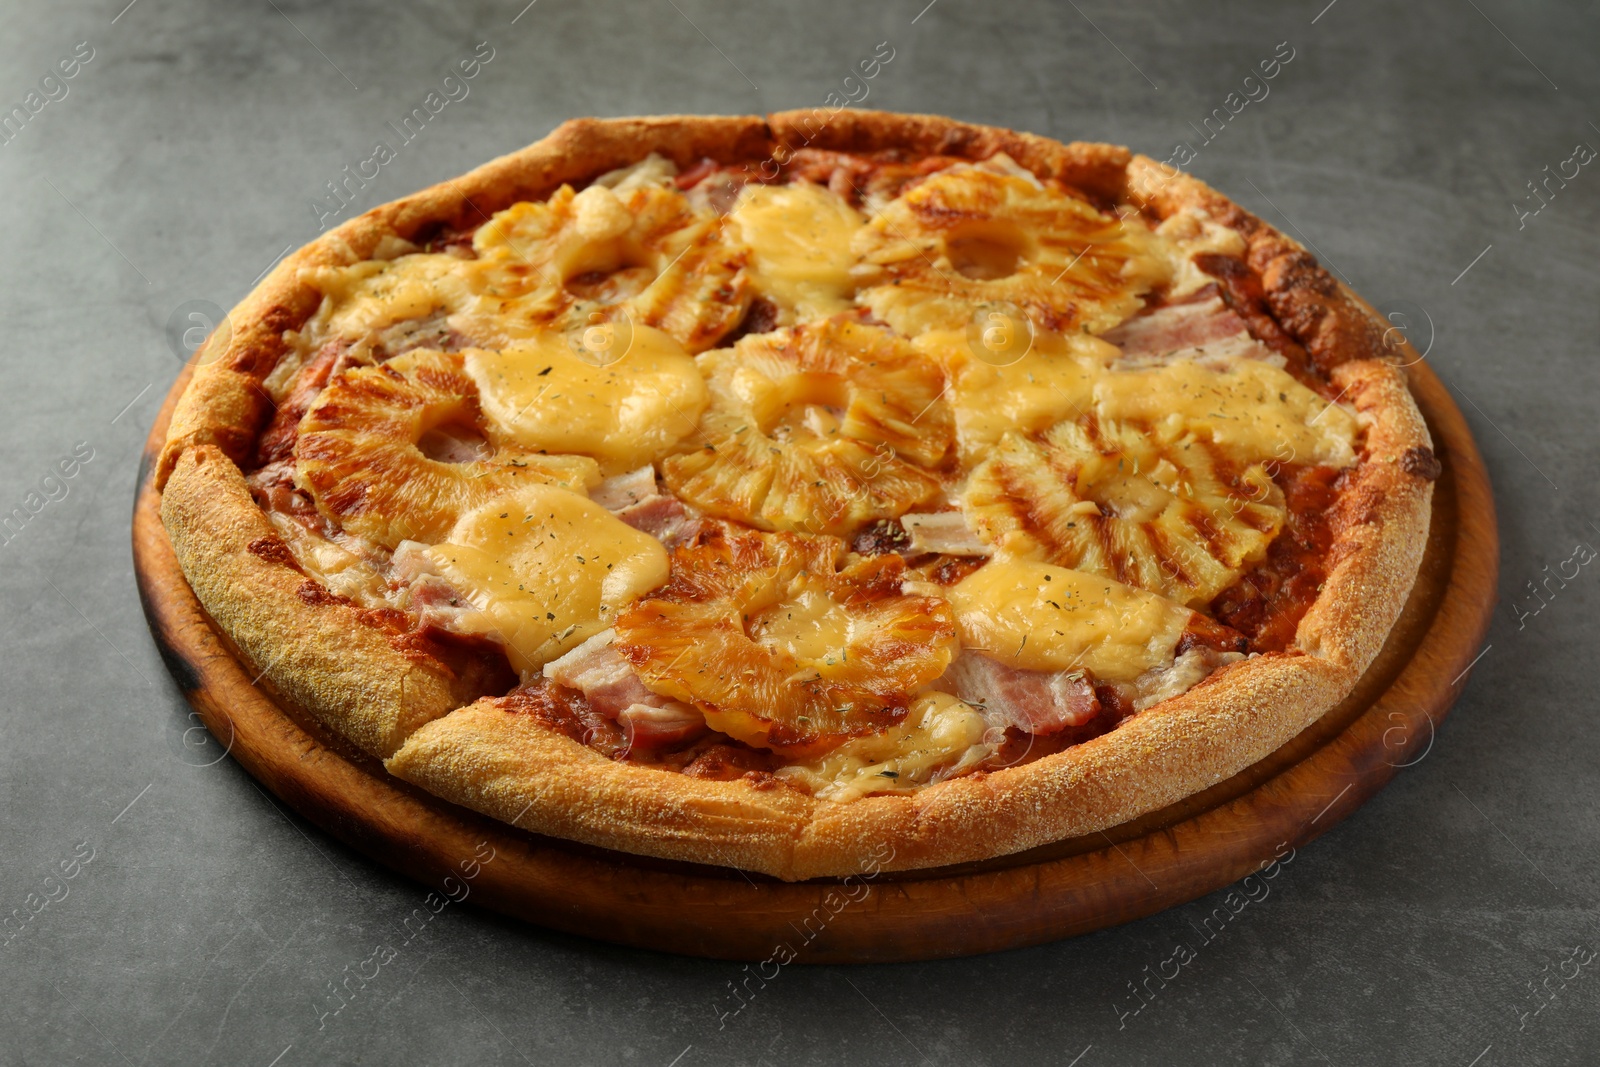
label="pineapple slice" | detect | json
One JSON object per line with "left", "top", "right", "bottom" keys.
{"left": 661, "top": 317, "right": 954, "bottom": 536}
{"left": 852, "top": 160, "right": 1169, "bottom": 337}
{"left": 463, "top": 325, "right": 707, "bottom": 475}
{"left": 422, "top": 484, "right": 670, "bottom": 675}
{"left": 294, "top": 349, "right": 600, "bottom": 548}
{"left": 460, "top": 182, "right": 752, "bottom": 353}
{"left": 963, "top": 418, "right": 1286, "bottom": 607}
{"left": 298, "top": 181, "right": 751, "bottom": 357}
{"left": 614, "top": 525, "right": 959, "bottom": 755}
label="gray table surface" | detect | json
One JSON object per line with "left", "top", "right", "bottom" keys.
{"left": 4, "top": 0, "right": 1597, "bottom": 1064}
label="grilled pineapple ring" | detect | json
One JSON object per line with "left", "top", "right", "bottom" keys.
{"left": 462, "top": 182, "right": 752, "bottom": 353}
{"left": 294, "top": 349, "right": 600, "bottom": 548}
{"left": 661, "top": 317, "right": 954, "bottom": 536}
{"left": 852, "top": 161, "right": 1169, "bottom": 337}
{"left": 614, "top": 525, "right": 959, "bottom": 755}
{"left": 963, "top": 417, "right": 1286, "bottom": 607}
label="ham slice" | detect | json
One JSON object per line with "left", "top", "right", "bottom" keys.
{"left": 1103, "top": 293, "right": 1281, "bottom": 369}
{"left": 590, "top": 466, "right": 701, "bottom": 547}
{"left": 590, "top": 466, "right": 659, "bottom": 511}
{"left": 543, "top": 630, "right": 705, "bottom": 752}
{"left": 392, "top": 540, "right": 480, "bottom": 632}
{"left": 932, "top": 651, "right": 1101, "bottom": 735}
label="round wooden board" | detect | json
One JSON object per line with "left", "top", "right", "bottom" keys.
{"left": 134, "top": 356, "right": 1496, "bottom": 963}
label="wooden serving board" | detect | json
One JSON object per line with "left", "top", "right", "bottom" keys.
{"left": 133, "top": 357, "right": 1497, "bottom": 963}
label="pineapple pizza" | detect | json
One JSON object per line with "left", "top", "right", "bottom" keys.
{"left": 156, "top": 113, "right": 1437, "bottom": 880}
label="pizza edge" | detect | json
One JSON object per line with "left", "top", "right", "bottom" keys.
{"left": 155, "top": 110, "right": 1436, "bottom": 881}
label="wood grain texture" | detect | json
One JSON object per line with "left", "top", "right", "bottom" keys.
{"left": 134, "top": 350, "right": 1497, "bottom": 963}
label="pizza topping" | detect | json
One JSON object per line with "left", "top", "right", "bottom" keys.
{"left": 587, "top": 466, "right": 703, "bottom": 547}
{"left": 1102, "top": 291, "right": 1281, "bottom": 370}
{"left": 1150, "top": 206, "right": 1250, "bottom": 299}
{"left": 243, "top": 144, "right": 1394, "bottom": 803}
{"left": 589, "top": 465, "right": 660, "bottom": 510}
{"left": 772, "top": 691, "right": 992, "bottom": 801}
{"left": 421, "top": 484, "right": 670, "bottom": 675}
{"left": 614, "top": 525, "right": 957, "bottom": 756}
{"left": 931, "top": 651, "right": 1102, "bottom": 734}
{"left": 661, "top": 317, "right": 952, "bottom": 536}
{"left": 1092, "top": 358, "right": 1359, "bottom": 468}
{"left": 1212, "top": 463, "right": 1343, "bottom": 651}
{"left": 300, "top": 180, "right": 751, "bottom": 359}
{"left": 460, "top": 181, "right": 752, "bottom": 352}
{"left": 850, "top": 518, "right": 912, "bottom": 557}
{"left": 463, "top": 325, "right": 707, "bottom": 475}
{"left": 731, "top": 180, "right": 864, "bottom": 323}
{"left": 542, "top": 630, "right": 706, "bottom": 753}
{"left": 257, "top": 339, "right": 352, "bottom": 465}
{"left": 852, "top": 158, "right": 1170, "bottom": 337}
{"left": 1130, "top": 647, "right": 1245, "bottom": 711}
{"left": 941, "top": 557, "right": 1191, "bottom": 683}
{"left": 901, "top": 510, "right": 992, "bottom": 558}
{"left": 962, "top": 417, "right": 1286, "bottom": 607}
{"left": 294, "top": 348, "right": 600, "bottom": 548}
{"left": 679, "top": 742, "right": 779, "bottom": 781}
{"left": 912, "top": 328, "right": 1117, "bottom": 465}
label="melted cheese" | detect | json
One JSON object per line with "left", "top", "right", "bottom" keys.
{"left": 465, "top": 325, "right": 707, "bottom": 474}
{"left": 1093, "top": 359, "right": 1358, "bottom": 467}
{"left": 946, "top": 558, "right": 1190, "bottom": 682}
{"left": 733, "top": 181, "right": 863, "bottom": 322}
{"left": 423, "top": 485, "right": 669, "bottom": 675}
{"left": 913, "top": 329, "right": 1121, "bottom": 462}
{"left": 303, "top": 255, "right": 471, "bottom": 340}
{"left": 774, "top": 692, "right": 992, "bottom": 801}
{"left": 1150, "top": 207, "right": 1249, "bottom": 298}
{"left": 748, "top": 586, "right": 856, "bottom": 664}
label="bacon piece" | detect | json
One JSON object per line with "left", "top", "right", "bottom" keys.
{"left": 543, "top": 630, "right": 705, "bottom": 752}
{"left": 392, "top": 541, "right": 480, "bottom": 632}
{"left": 377, "top": 313, "right": 474, "bottom": 359}
{"left": 590, "top": 466, "right": 702, "bottom": 547}
{"left": 901, "top": 511, "right": 991, "bottom": 557}
{"left": 673, "top": 157, "right": 718, "bottom": 190}
{"left": 1103, "top": 293, "right": 1279, "bottom": 369}
{"left": 255, "top": 340, "right": 349, "bottom": 466}
{"left": 590, "top": 466, "right": 659, "bottom": 510}
{"left": 246, "top": 459, "right": 303, "bottom": 515}
{"left": 932, "top": 651, "right": 1101, "bottom": 734}
{"left": 616, "top": 703, "right": 708, "bottom": 752}
{"left": 616, "top": 495, "right": 700, "bottom": 547}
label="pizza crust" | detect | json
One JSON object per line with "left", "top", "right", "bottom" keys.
{"left": 158, "top": 110, "right": 1438, "bottom": 880}
{"left": 161, "top": 446, "right": 504, "bottom": 759}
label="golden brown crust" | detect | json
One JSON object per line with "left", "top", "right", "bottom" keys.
{"left": 1124, "top": 155, "right": 1390, "bottom": 373}
{"left": 1295, "top": 358, "right": 1435, "bottom": 674}
{"left": 769, "top": 108, "right": 1133, "bottom": 202}
{"left": 161, "top": 111, "right": 1437, "bottom": 880}
{"left": 385, "top": 701, "right": 817, "bottom": 876}
{"left": 386, "top": 652, "right": 1349, "bottom": 881}
{"left": 161, "top": 446, "right": 500, "bottom": 759}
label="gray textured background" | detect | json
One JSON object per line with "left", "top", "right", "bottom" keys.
{"left": 2, "top": 0, "right": 1597, "bottom": 1064}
